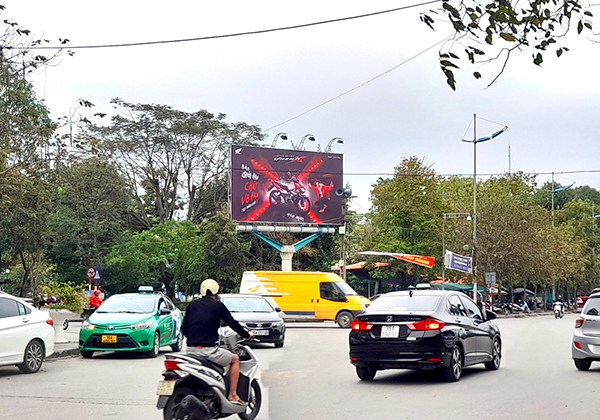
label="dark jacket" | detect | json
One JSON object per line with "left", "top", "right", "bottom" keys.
{"left": 182, "top": 296, "right": 249, "bottom": 347}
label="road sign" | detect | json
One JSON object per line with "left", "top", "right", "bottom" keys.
{"left": 485, "top": 272, "right": 496, "bottom": 284}
{"left": 86, "top": 267, "right": 96, "bottom": 281}
{"left": 94, "top": 267, "right": 101, "bottom": 282}
{"left": 444, "top": 250, "right": 472, "bottom": 274}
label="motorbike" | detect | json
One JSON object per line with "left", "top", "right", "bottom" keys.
{"left": 156, "top": 327, "right": 261, "bottom": 420}
{"left": 268, "top": 180, "right": 310, "bottom": 212}
{"left": 553, "top": 301, "right": 565, "bottom": 319}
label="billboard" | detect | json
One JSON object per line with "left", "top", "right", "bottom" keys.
{"left": 230, "top": 145, "right": 344, "bottom": 225}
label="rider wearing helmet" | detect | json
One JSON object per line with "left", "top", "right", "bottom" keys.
{"left": 181, "top": 279, "right": 252, "bottom": 405}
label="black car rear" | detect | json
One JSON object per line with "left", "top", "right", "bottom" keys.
{"left": 349, "top": 290, "right": 501, "bottom": 382}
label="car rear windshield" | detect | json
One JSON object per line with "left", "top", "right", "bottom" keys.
{"left": 584, "top": 296, "right": 600, "bottom": 316}
{"left": 97, "top": 296, "right": 155, "bottom": 314}
{"left": 222, "top": 297, "right": 274, "bottom": 313}
{"left": 367, "top": 294, "right": 441, "bottom": 313}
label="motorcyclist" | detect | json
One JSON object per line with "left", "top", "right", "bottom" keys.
{"left": 181, "top": 279, "right": 253, "bottom": 405}
{"left": 553, "top": 295, "right": 566, "bottom": 316}
{"left": 89, "top": 290, "right": 103, "bottom": 309}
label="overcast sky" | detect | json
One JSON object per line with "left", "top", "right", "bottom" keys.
{"left": 5, "top": 1, "right": 600, "bottom": 212}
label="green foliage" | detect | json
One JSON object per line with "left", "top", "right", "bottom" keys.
{"left": 39, "top": 281, "right": 86, "bottom": 310}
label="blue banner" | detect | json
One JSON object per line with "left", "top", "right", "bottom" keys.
{"left": 444, "top": 250, "right": 472, "bottom": 274}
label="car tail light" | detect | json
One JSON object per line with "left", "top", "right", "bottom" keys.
{"left": 350, "top": 319, "right": 373, "bottom": 331}
{"left": 46, "top": 317, "right": 54, "bottom": 326}
{"left": 427, "top": 358, "right": 443, "bottom": 362}
{"left": 575, "top": 317, "right": 584, "bottom": 328}
{"left": 574, "top": 341, "right": 582, "bottom": 349}
{"left": 164, "top": 360, "right": 181, "bottom": 370}
{"left": 407, "top": 318, "right": 445, "bottom": 331}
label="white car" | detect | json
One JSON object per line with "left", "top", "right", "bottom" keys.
{"left": 0, "top": 292, "right": 55, "bottom": 373}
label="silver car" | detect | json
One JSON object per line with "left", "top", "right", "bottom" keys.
{"left": 572, "top": 292, "right": 600, "bottom": 370}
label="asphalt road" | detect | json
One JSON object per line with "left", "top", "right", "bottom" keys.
{"left": 0, "top": 314, "right": 596, "bottom": 420}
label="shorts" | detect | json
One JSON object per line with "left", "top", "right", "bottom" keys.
{"left": 186, "top": 346, "right": 233, "bottom": 367}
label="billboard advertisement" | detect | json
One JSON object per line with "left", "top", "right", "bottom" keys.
{"left": 230, "top": 145, "right": 344, "bottom": 225}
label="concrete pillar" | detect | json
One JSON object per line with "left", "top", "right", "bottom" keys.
{"left": 280, "top": 245, "right": 295, "bottom": 272}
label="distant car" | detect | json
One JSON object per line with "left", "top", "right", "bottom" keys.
{"left": 572, "top": 292, "right": 600, "bottom": 370}
{"left": 0, "top": 291, "right": 55, "bottom": 373}
{"left": 219, "top": 294, "right": 285, "bottom": 348}
{"left": 79, "top": 288, "right": 183, "bottom": 358}
{"left": 576, "top": 296, "right": 589, "bottom": 310}
{"left": 349, "top": 290, "right": 501, "bottom": 382}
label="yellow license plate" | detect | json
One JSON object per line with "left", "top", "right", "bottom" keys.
{"left": 156, "top": 380, "right": 175, "bottom": 396}
{"left": 101, "top": 335, "right": 117, "bottom": 343}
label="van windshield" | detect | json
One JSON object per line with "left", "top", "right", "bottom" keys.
{"left": 333, "top": 281, "right": 358, "bottom": 296}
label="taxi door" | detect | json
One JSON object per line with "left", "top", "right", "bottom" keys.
{"left": 157, "top": 298, "right": 173, "bottom": 345}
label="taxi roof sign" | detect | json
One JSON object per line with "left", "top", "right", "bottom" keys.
{"left": 138, "top": 286, "right": 154, "bottom": 293}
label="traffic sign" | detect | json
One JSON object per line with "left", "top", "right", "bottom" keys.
{"left": 485, "top": 272, "right": 496, "bottom": 284}
{"left": 444, "top": 250, "right": 472, "bottom": 274}
{"left": 86, "top": 267, "right": 96, "bottom": 280}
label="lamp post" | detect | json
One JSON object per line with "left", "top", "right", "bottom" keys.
{"left": 296, "top": 134, "right": 316, "bottom": 150}
{"left": 324, "top": 137, "right": 343, "bottom": 152}
{"left": 271, "top": 132, "right": 288, "bottom": 148}
{"left": 461, "top": 114, "right": 508, "bottom": 304}
{"left": 442, "top": 213, "right": 472, "bottom": 282}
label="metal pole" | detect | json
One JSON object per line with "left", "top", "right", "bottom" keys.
{"left": 341, "top": 196, "right": 347, "bottom": 281}
{"left": 473, "top": 114, "right": 478, "bottom": 305}
{"left": 442, "top": 217, "right": 446, "bottom": 283}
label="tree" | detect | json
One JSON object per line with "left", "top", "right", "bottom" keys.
{"left": 45, "top": 160, "right": 133, "bottom": 283}
{"left": 85, "top": 99, "right": 265, "bottom": 228}
{"left": 420, "top": 0, "right": 596, "bottom": 89}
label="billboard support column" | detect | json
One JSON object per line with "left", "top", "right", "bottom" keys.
{"left": 281, "top": 245, "right": 295, "bottom": 272}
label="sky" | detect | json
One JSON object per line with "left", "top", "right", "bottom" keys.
{"left": 4, "top": 1, "right": 600, "bottom": 213}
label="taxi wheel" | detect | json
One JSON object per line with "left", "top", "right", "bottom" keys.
{"left": 80, "top": 350, "right": 94, "bottom": 358}
{"left": 171, "top": 333, "right": 183, "bottom": 352}
{"left": 147, "top": 332, "right": 160, "bottom": 358}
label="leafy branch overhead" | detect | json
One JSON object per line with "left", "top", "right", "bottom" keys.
{"left": 420, "top": 0, "right": 595, "bottom": 89}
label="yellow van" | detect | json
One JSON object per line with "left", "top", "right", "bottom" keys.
{"left": 240, "top": 271, "right": 371, "bottom": 327}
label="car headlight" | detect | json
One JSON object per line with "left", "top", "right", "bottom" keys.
{"left": 360, "top": 302, "right": 367, "bottom": 310}
{"left": 273, "top": 320, "right": 285, "bottom": 327}
{"left": 82, "top": 321, "right": 96, "bottom": 330}
{"left": 129, "top": 320, "right": 153, "bottom": 330}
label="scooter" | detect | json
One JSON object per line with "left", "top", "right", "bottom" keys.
{"left": 553, "top": 301, "right": 565, "bottom": 319}
{"left": 156, "top": 327, "right": 261, "bottom": 420}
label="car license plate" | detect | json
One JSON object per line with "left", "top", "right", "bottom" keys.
{"left": 101, "top": 335, "right": 117, "bottom": 343}
{"left": 156, "top": 380, "right": 175, "bottom": 396}
{"left": 252, "top": 330, "right": 269, "bottom": 336}
{"left": 380, "top": 325, "right": 399, "bottom": 338}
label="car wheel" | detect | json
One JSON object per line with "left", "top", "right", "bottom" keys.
{"left": 442, "top": 345, "right": 463, "bottom": 382}
{"left": 80, "top": 350, "right": 94, "bottom": 358}
{"left": 485, "top": 337, "right": 501, "bottom": 370}
{"left": 574, "top": 359, "right": 592, "bottom": 371}
{"left": 238, "top": 379, "right": 262, "bottom": 420}
{"left": 274, "top": 340, "right": 284, "bottom": 348}
{"left": 63, "top": 319, "right": 69, "bottom": 331}
{"left": 18, "top": 340, "right": 45, "bottom": 374}
{"left": 356, "top": 365, "right": 377, "bottom": 381}
{"left": 336, "top": 311, "right": 354, "bottom": 328}
{"left": 170, "top": 333, "right": 183, "bottom": 352}
{"left": 147, "top": 332, "right": 160, "bottom": 358}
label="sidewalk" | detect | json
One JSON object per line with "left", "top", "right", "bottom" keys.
{"left": 48, "top": 322, "right": 83, "bottom": 359}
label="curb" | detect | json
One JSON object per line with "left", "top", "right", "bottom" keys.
{"left": 48, "top": 347, "right": 81, "bottom": 360}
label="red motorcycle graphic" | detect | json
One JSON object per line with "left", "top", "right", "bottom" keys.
{"left": 268, "top": 180, "right": 310, "bottom": 212}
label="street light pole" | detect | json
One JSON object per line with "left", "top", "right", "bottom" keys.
{"left": 461, "top": 114, "right": 508, "bottom": 305}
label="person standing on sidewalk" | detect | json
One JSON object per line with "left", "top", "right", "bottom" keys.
{"left": 181, "top": 279, "right": 253, "bottom": 405}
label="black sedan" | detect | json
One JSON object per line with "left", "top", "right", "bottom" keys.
{"left": 349, "top": 289, "right": 501, "bottom": 382}
{"left": 219, "top": 294, "right": 285, "bottom": 348}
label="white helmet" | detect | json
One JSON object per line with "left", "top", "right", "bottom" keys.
{"left": 200, "top": 279, "right": 219, "bottom": 297}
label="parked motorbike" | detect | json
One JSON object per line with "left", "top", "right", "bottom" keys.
{"left": 156, "top": 327, "right": 261, "bottom": 420}
{"left": 516, "top": 300, "right": 531, "bottom": 313}
{"left": 553, "top": 301, "right": 565, "bottom": 319}
{"left": 268, "top": 180, "right": 310, "bottom": 212}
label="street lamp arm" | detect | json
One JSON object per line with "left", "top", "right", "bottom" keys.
{"left": 461, "top": 126, "right": 508, "bottom": 144}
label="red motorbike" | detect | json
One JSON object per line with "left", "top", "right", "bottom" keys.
{"left": 268, "top": 180, "right": 310, "bottom": 212}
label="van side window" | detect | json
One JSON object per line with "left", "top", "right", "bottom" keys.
{"left": 320, "top": 283, "right": 346, "bottom": 302}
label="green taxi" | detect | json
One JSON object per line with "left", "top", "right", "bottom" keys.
{"left": 79, "top": 288, "right": 183, "bottom": 358}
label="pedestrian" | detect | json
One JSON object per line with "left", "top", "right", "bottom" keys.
{"left": 181, "top": 279, "right": 253, "bottom": 405}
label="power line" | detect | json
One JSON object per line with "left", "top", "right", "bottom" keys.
{"left": 18, "top": 2, "right": 442, "bottom": 50}
{"left": 264, "top": 35, "right": 452, "bottom": 131}
{"left": 343, "top": 170, "right": 600, "bottom": 177}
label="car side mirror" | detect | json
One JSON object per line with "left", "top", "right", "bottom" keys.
{"left": 486, "top": 311, "right": 497, "bottom": 320}
{"left": 159, "top": 308, "right": 171, "bottom": 316}
{"left": 275, "top": 307, "right": 282, "bottom": 313}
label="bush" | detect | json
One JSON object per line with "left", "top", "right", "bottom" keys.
{"left": 39, "top": 281, "right": 86, "bottom": 311}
